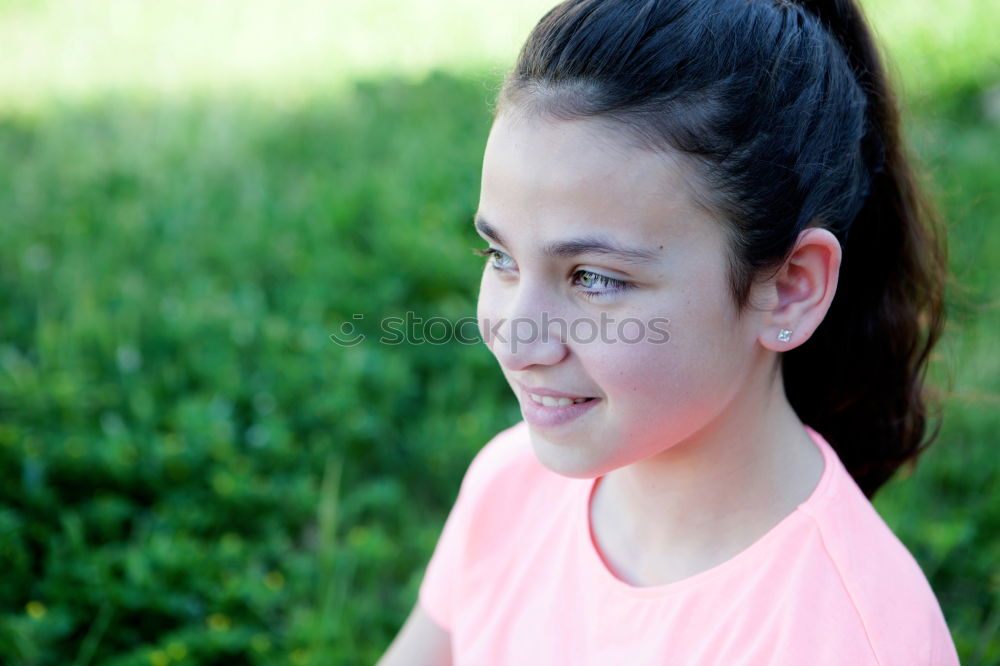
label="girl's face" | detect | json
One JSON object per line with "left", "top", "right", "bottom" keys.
{"left": 475, "top": 111, "right": 771, "bottom": 478}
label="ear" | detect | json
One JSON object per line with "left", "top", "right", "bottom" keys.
{"left": 755, "top": 227, "right": 842, "bottom": 351}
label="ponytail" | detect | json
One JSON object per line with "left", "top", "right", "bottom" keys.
{"left": 500, "top": 0, "right": 948, "bottom": 498}
{"left": 783, "top": 0, "right": 949, "bottom": 497}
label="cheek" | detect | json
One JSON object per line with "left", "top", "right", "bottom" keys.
{"left": 581, "top": 300, "right": 731, "bottom": 401}
{"left": 584, "top": 338, "right": 688, "bottom": 398}
{"left": 476, "top": 272, "right": 501, "bottom": 351}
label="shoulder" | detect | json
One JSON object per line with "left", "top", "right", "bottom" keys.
{"left": 797, "top": 438, "right": 959, "bottom": 665}
{"left": 452, "top": 420, "right": 569, "bottom": 564}
{"left": 458, "top": 420, "right": 543, "bottom": 500}
{"left": 467, "top": 420, "right": 534, "bottom": 474}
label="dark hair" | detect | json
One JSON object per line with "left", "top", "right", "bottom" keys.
{"left": 498, "top": 0, "right": 948, "bottom": 498}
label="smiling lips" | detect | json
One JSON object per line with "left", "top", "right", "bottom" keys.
{"left": 526, "top": 392, "right": 593, "bottom": 407}
{"left": 515, "top": 379, "right": 596, "bottom": 404}
{"left": 517, "top": 385, "right": 601, "bottom": 428}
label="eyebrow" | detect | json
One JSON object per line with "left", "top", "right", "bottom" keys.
{"left": 474, "top": 215, "right": 659, "bottom": 264}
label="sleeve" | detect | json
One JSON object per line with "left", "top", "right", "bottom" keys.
{"left": 416, "top": 422, "right": 523, "bottom": 632}
{"left": 417, "top": 470, "right": 474, "bottom": 632}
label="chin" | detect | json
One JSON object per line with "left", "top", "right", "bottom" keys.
{"left": 526, "top": 430, "right": 607, "bottom": 480}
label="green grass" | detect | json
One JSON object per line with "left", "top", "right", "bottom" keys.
{"left": 1, "top": 75, "right": 523, "bottom": 664}
{"left": 1, "top": 0, "right": 999, "bottom": 663}
{"left": 3, "top": 0, "right": 996, "bottom": 111}
{"left": 0, "top": 0, "right": 555, "bottom": 112}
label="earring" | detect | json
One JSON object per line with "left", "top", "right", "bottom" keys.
{"left": 777, "top": 329, "right": 792, "bottom": 343}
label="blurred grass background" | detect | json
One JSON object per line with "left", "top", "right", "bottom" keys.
{"left": 0, "top": 0, "right": 998, "bottom": 664}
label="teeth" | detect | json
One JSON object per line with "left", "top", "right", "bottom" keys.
{"left": 527, "top": 392, "right": 591, "bottom": 407}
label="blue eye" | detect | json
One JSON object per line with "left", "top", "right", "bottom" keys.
{"left": 472, "top": 247, "right": 634, "bottom": 299}
{"left": 472, "top": 247, "right": 514, "bottom": 270}
{"left": 573, "top": 270, "right": 634, "bottom": 299}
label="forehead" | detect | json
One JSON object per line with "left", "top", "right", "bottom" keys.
{"left": 479, "top": 112, "right": 719, "bottom": 249}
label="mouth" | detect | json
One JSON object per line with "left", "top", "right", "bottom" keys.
{"left": 516, "top": 384, "right": 601, "bottom": 429}
{"left": 524, "top": 391, "right": 596, "bottom": 407}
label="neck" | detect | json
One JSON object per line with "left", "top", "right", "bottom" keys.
{"left": 590, "top": 359, "right": 825, "bottom": 585}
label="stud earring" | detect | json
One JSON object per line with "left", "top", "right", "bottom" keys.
{"left": 777, "top": 329, "right": 792, "bottom": 343}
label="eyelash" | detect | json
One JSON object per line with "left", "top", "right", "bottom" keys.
{"left": 471, "top": 247, "right": 634, "bottom": 299}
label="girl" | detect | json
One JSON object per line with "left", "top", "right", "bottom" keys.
{"left": 380, "top": 0, "right": 960, "bottom": 663}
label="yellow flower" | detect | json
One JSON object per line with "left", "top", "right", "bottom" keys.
{"left": 207, "top": 613, "right": 231, "bottom": 631}
{"left": 148, "top": 650, "right": 169, "bottom": 666}
{"left": 26, "top": 601, "right": 46, "bottom": 619}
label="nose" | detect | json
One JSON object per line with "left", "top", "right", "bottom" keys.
{"left": 482, "top": 289, "right": 569, "bottom": 371}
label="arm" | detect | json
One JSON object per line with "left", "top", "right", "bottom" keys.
{"left": 376, "top": 601, "right": 452, "bottom": 666}
{"left": 379, "top": 428, "right": 508, "bottom": 665}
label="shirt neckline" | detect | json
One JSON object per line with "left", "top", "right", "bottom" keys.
{"left": 576, "top": 424, "right": 838, "bottom": 598}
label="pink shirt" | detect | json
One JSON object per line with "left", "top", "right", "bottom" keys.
{"left": 418, "top": 421, "right": 960, "bottom": 665}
